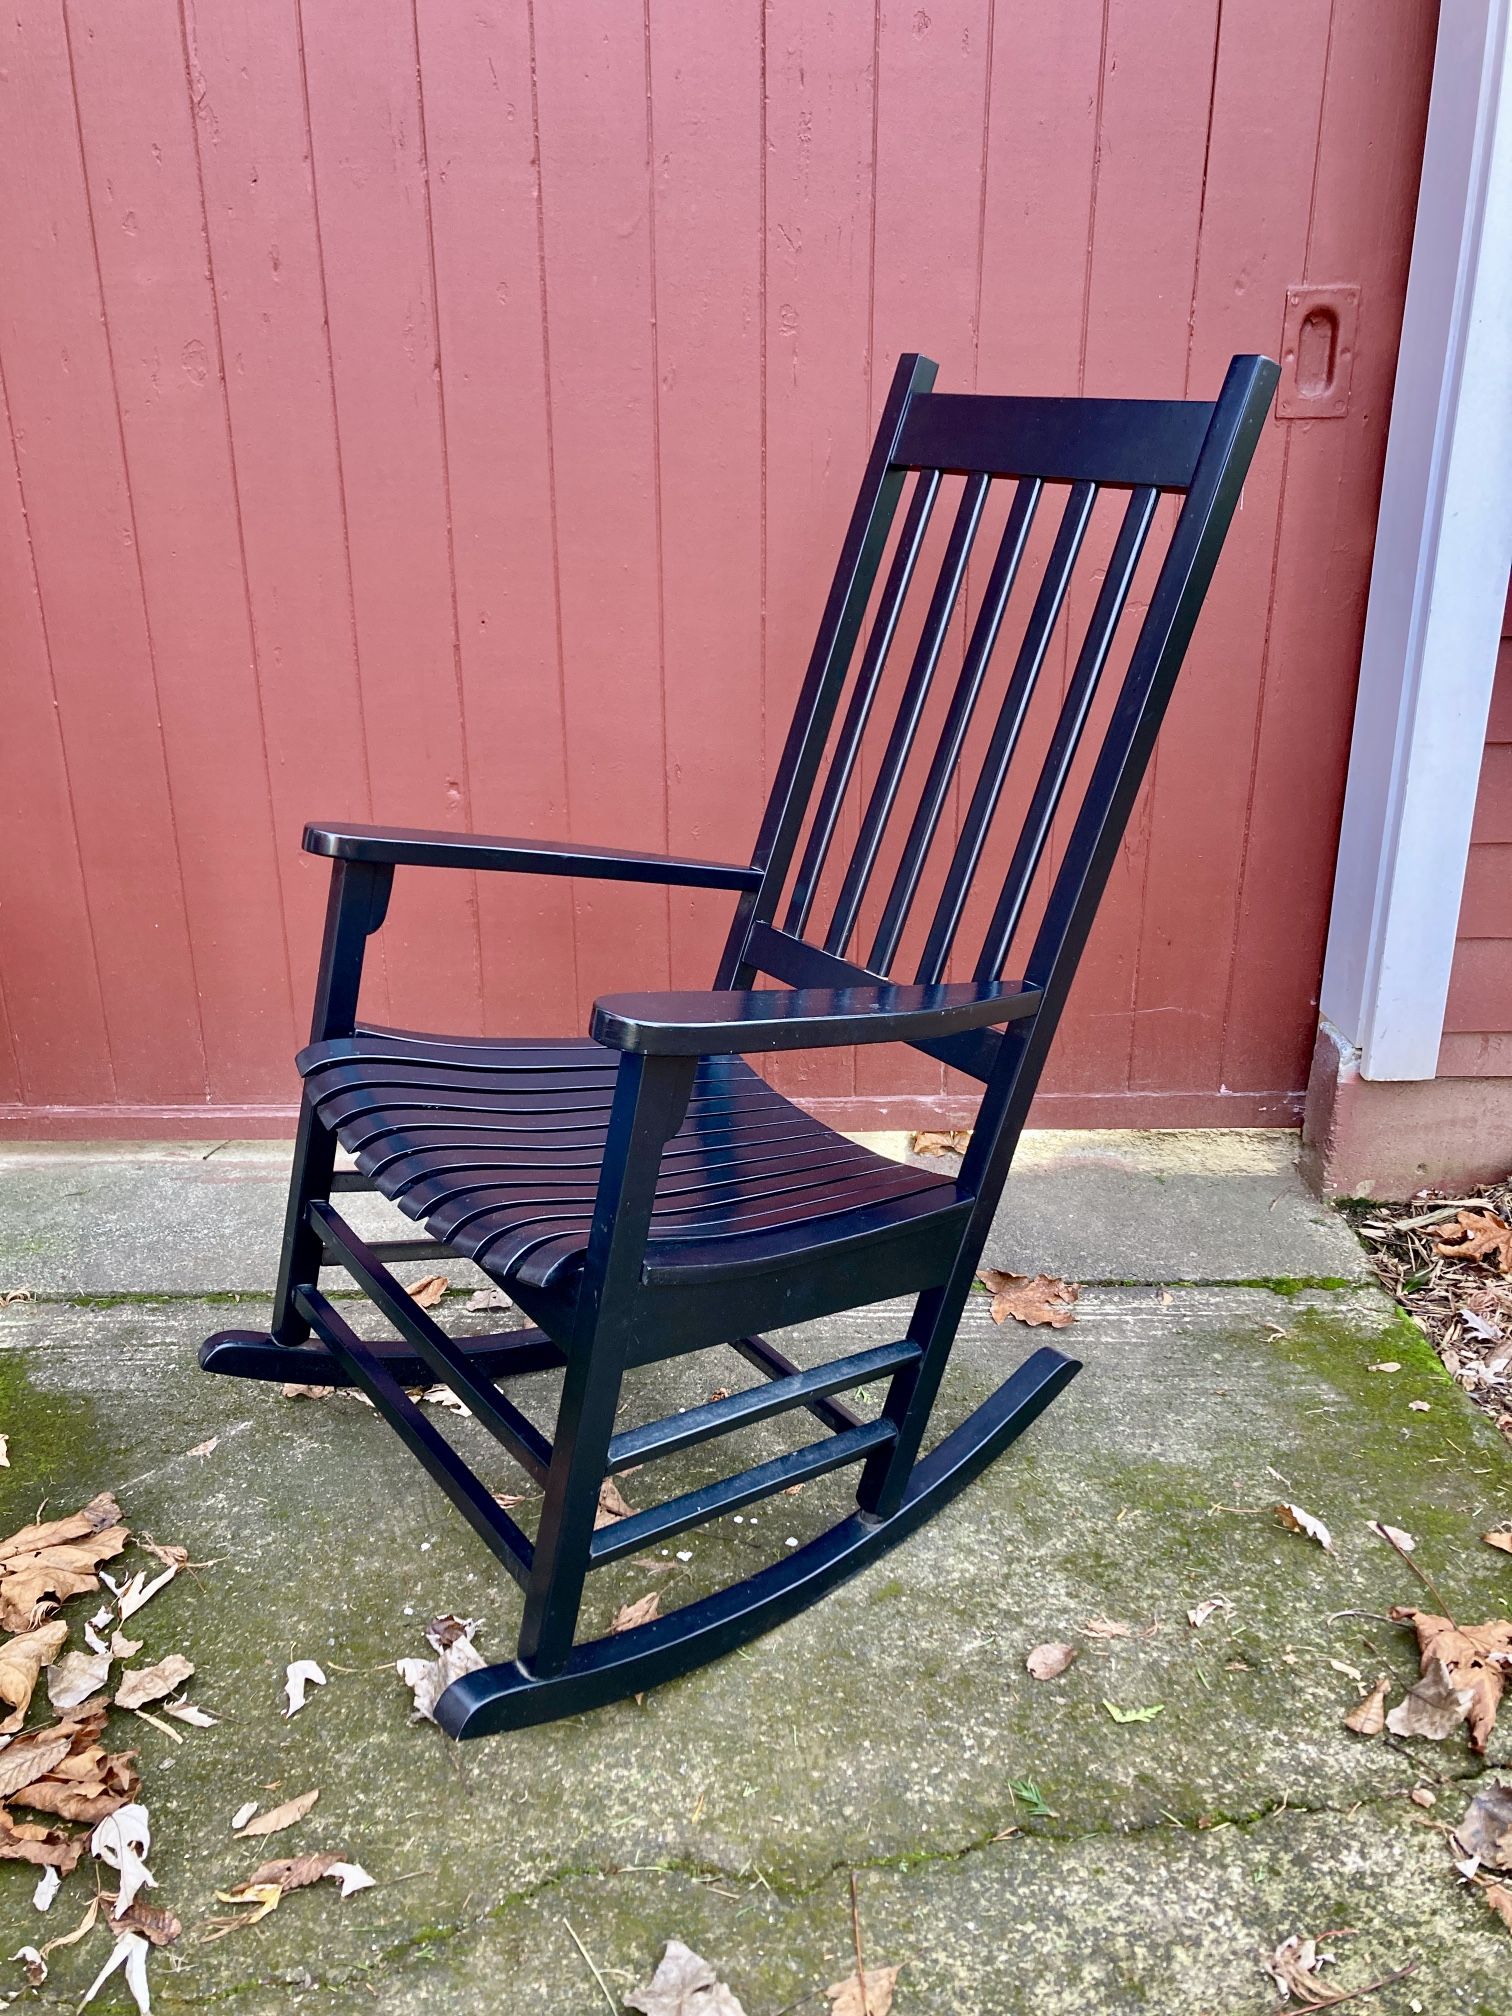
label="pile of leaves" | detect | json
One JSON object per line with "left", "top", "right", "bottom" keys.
{"left": 1351, "top": 1183, "right": 1512, "bottom": 1442}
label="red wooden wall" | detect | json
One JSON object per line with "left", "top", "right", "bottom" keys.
{"left": 1441, "top": 581, "right": 1512, "bottom": 1079}
{"left": 0, "top": 0, "right": 1436, "bottom": 1137}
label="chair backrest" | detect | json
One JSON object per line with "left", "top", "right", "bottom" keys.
{"left": 718, "top": 350, "right": 1277, "bottom": 1170}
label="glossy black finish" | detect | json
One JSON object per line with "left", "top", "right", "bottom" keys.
{"left": 203, "top": 348, "right": 1278, "bottom": 1735}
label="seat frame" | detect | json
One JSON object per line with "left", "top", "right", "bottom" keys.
{"left": 203, "top": 349, "right": 1277, "bottom": 1738}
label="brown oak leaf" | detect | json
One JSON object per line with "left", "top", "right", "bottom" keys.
{"left": 1389, "top": 1608, "right": 1512, "bottom": 1752}
{"left": 626, "top": 1939, "right": 747, "bottom": 2016}
{"left": 1453, "top": 1781, "right": 1512, "bottom": 1871}
{"left": 1433, "top": 1208, "right": 1512, "bottom": 1274}
{"left": 3, "top": 1707, "right": 139, "bottom": 1823}
{"left": 979, "top": 1269, "right": 1079, "bottom": 1329}
{"left": 0, "top": 1804, "right": 84, "bottom": 1872}
{"left": 0, "top": 1494, "right": 128, "bottom": 1634}
{"left": 407, "top": 1273, "right": 450, "bottom": 1309}
{"left": 0, "top": 1619, "right": 70, "bottom": 1733}
{"left": 613, "top": 1593, "right": 662, "bottom": 1634}
{"left": 825, "top": 1965, "right": 902, "bottom": 2016}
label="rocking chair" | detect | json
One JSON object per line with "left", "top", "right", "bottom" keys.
{"left": 203, "top": 350, "right": 1278, "bottom": 1737}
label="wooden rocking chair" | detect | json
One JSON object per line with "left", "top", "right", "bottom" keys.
{"left": 202, "top": 351, "right": 1277, "bottom": 1737}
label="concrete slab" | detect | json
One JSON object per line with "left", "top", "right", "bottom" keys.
{"left": 1, "top": 1279, "right": 1507, "bottom": 2011}
{"left": 0, "top": 1126, "right": 1369, "bottom": 1298}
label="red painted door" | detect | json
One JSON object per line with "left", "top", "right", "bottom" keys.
{"left": 0, "top": 0, "right": 1437, "bottom": 1135}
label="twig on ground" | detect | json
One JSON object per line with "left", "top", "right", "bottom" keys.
{"left": 563, "top": 1918, "right": 616, "bottom": 2015}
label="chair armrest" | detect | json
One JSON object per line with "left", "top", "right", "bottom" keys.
{"left": 303, "top": 822, "right": 762, "bottom": 892}
{"left": 590, "top": 979, "right": 1041, "bottom": 1056}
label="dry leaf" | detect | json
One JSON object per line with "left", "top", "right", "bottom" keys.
{"left": 230, "top": 1801, "right": 258, "bottom": 1831}
{"left": 825, "top": 1965, "right": 902, "bottom": 2016}
{"left": 408, "top": 1273, "right": 450, "bottom": 1309}
{"left": 1025, "top": 1641, "right": 1078, "bottom": 1680}
{"left": 1433, "top": 1208, "right": 1512, "bottom": 1273}
{"left": 47, "top": 1647, "right": 111, "bottom": 1714}
{"left": 244, "top": 1849, "right": 374, "bottom": 1898}
{"left": 466, "top": 1287, "right": 511, "bottom": 1311}
{"left": 1343, "top": 1675, "right": 1392, "bottom": 1736}
{"left": 81, "top": 1929, "right": 150, "bottom": 2014}
{"left": 626, "top": 1940, "right": 747, "bottom": 2016}
{"left": 1187, "top": 1598, "right": 1231, "bottom": 1629}
{"left": 1385, "top": 1654, "right": 1477, "bottom": 1742}
{"left": 1408, "top": 1400, "right": 1431, "bottom": 1413}
{"left": 13, "top": 1943, "right": 46, "bottom": 1986}
{"left": 33, "top": 1862, "right": 61, "bottom": 1910}
{"left": 281, "top": 1383, "right": 334, "bottom": 1401}
{"left": 978, "top": 1269, "right": 1079, "bottom": 1329}
{"left": 113, "top": 1900, "right": 181, "bottom": 1947}
{"left": 1366, "top": 1520, "right": 1416, "bottom": 1552}
{"left": 283, "top": 1659, "right": 326, "bottom": 1717}
{"left": 1081, "top": 1617, "right": 1133, "bottom": 1639}
{"left": 38, "top": 1892, "right": 99, "bottom": 1954}
{"left": 0, "top": 1435, "right": 8, "bottom": 1467}
{"left": 1368, "top": 1361, "right": 1401, "bottom": 1373}
{"left": 210, "top": 1881, "right": 283, "bottom": 1927}
{"left": 0, "top": 1619, "right": 69, "bottom": 1733}
{"left": 613, "top": 1593, "right": 662, "bottom": 1634}
{"left": 0, "top": 1805, "right": 84, "bottom": 1872}
{"left": 111, "top": 1634, "right": 144, "bottom": 1661}
{"left": 1274, "top": 1502, "right": 1333, "bottom": 1550}
{"left": 1409, "top": 1785, "right": 1436, "bottom": 1808}
{"left": 397, "top": 1623, "right": 486, "bottom": 1724}
{"left": 2, "top": 1708, "right": 138, "bottom": 1822}
{"left": 911, "top": 1129, "right": 969, "bottom": 1158}
{"left": 238, "top": 1788, "right": 319, "bottom": 1838}
{"left": 106, "top": 1565, "right": 176, "bottom": 1623}
{"left": 1485, "top": 1884, "right": 1512, "bottom": 1933}
{"left": 595, "top": 1478, "right": 635, "bottom": 1527}
{"left": 1264, "top": 1933, "right": 1337, "bottom": 2001}
{"left": 90, "top": 1804, "right": 155, "bottom": 1917}
{"left": 1452, "top": 1781, "right": 1512, "bottom": 1871}
{"left": 1484, "top": 1529, "right": 1512, "bottom": 1556}
{"left": 162, "top": 1700, "right": 217, "bottom": 1728}
{"left": 0, "top": 1494, "right": 127, "bottom": 1634}
{"left": 185, "top": 1437, "right": 218, "bottom": 1459}
{"left": 1390, "top": 1608, "right": 1512, "bottom": 1752}
{"left": 419, "top": 1384, "right": 471, "bottom": 1415}
{"left": 115, "top": 1656, "right": 193, "bottom": 1713}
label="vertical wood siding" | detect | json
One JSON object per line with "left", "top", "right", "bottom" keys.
{"left": 1440, "top": 584, "right": 1512, "bottom": 1078}
{"left": 0, "top": 0, "right": 1436, "bottom": 1134}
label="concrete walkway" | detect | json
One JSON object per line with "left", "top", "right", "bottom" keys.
{"left": 0, "top": 1134, "right": 1507, "bottom": 2013}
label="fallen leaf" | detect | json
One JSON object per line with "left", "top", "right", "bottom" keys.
{"left": 1025, "top": 1641, "right": 1078, "bottom": 1680}
{"left": 47, "top": 1647, "right": 111, "bottom": 1714}
{"left": 238, "top": 1788, "right": 319, "bottom": 1839}
{"left": 0, "top": 1435, "right": 8, "bottom": 1467}
{"left": 230, "top": 1801, "right": 258, "bottom": 1832}
{"left": 1367, "top": 1520, "right": 1416, "bottom": 1553}
{"left": 493, "top": 1491, "right": 529, "bottom": 1511}
{"left": 283, "top": 1659, "right": 326, "bottom": 1717}
{"left": 184, "top": 1437, "right": 218, "bottom": 1459}
{"left": 81, "top": 1929, "right": 151, "bottom": 2013}
{"left": 1103, "top": 1700, "right": 1164, "bottom": 1724}
{"left": 595, "top": 1478, "right": 635, "bottom": 1527}
{"left": 115, "top": 1656, "right": 194, "bottom": 1713}
{"left": 0, "top": 1805, "right": 83, "bottom": 1872}
{"left": 1368, "top": 1361, "right": 1401, "bottom": 1373}
{"left": 113, "top": 1900, "right": 181, "bottom": 1947}
{"left": 419, "top": 1384, "right": 471, "bottom": 1416}
{"left": 466, "top": 1287, "right": 511, "bottom": 1312}
{"left": 210, "top": 1881, "right": 283, "bottom": 1927}
{"left": 1484, "top": 1883, "right": 1512, "bottom": 1933}
{"left": 397, "top": 1621, "right": 486, "bottom": 1724}
{"left": 912, "top": 1129, "right": 969, "bottom": 1158}
{"left": 90, "top": 1803, "right": 156, "bottom": 1917}
{"left": 105, "top": 1564, "right": 176, "bottom": 1623}
{"left": 0, "top": 1494, "right": 128, "bottom": 1634}
{"left": 243, "top": 1850, "right": 340, "bottom": 1892}
{"left": 825, "top": 1965, "right": 901, "bottom": 2016}
{"left": 423, "top": 1615, "right": 478, "bottom": 1651}
{"left": 161, "top": 1700, "right": 217, "bottom": 1728}
{"left": 1081, "top": 1617, "right": 1133, "bottom": 1639}
{"left": 1385, "top": 1654, "right": 1477, "bottom": 1742}
{"left": 1409, "top": 1785, "right": 1436, "bottom": 1808}
{"left": 1461, "top": 1308, "right": 1502, "bottom": 1342}
{"left": 1433, "top": 1208, "right": 1512, "bottom": 1273}
{"left": 1264, "top": 1932, "right": 1338, "bottom": 2002}
{"left": 978, "top": 1269, "right": 1079, "bottom": 1329}
{"left": 626, "top": 1939, "right": 748, "bottom": 2016}
{"left": 1187, "top": 1598, "right": 1231, "bottom": 1629}
{"left": 1275, "top": 1502, "right": 1333, "bottom": 1551}
{"left": 0, "top": 1619, "right": 69, "bottom": 1732}
{"left": 408, "top": 1273, "right": 450, "bottom": 1309}
{"left": 613, "top": 1593, "right": 662, "bottom": 1634}
{"left": 2, "top": 1708, "right": 138, "bottom": 1822}
{"left": 1452, "top": 1781, "right": 1512, "bottom": 1871}
{"left": 1343, "top": 1675, "right": 1392, "bottom": 1735}
{"left": 1408, "top": 1399, "right": 1431, "bottom": 1413}
{"left": 0, "top": 1287, "right": 33, "bottom": 1303}
{"left": 1483, "top": 1529, "right": 1512, "bottom": 1556}
{"left": 38, "top": 1891, "right": 99, "bottom": 1954}
{"left": 1390, "top": 1608, "right": 1512, "bottom": 1752}
{"left": 13, "top": 1944, "right": 46, "bottom": 1986}
{"left": 281, "top": 1383, "right": 334, "bottom": 1401}
{"left": 32, "top": 1863, "right": 61, "bottom": 1910}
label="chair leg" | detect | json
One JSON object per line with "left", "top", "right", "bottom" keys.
{"left": 854, "top": 1277, "right": 973, "bottom": 1521}
{"left": 270, "top": 1094, "right": 338, "bottom": 1347}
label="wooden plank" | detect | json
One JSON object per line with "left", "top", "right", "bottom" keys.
{"left": 1470, "top": 746, "right": 1512, "bottom": 845}
{"left": 647, "top": 0, "right": 765, "bottom": 994}
{"left": 410, "top": 0, "right": 578, "bottom": 1036}
{"left": 529, "top": 0, "right": 670, "bottom": 1012}
{"left": 1456, "top": 844, "right": 1512, "bottom": 941}
{"left": 1444, "top": 937, "right": 1512, "bottom": 1034}
{"left": 1220, "top": 0, "right": 1440, "bottom": 1096}
{"left": 182, "top": 0, "right": 389, "bottom": 1036}
{"left": 299, "top": 0, "right": 484, "bottom": 1036}
{"left": 68, "top": 0, "right": 297, "bottom": 1100}
{"left": 0, "top": 5, "right": 205, "bottom": 1104}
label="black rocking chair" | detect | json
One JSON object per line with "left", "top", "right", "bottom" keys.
{"left": 203, "top": 350, "right": 1277, "bottom": 1737}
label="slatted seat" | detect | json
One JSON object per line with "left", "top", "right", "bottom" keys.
{"left": 298, "top": 1029, "right": 955, "bottom": 1291}
{"left": 203, "top": 347, "right": 1277, "bottom": 1737}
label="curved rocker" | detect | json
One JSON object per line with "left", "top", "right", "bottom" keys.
{"left": 435, "top": 1344, "right": 1078, "bottom": 1739}
{"left": 202, "top": 349, "right": 1277, "bottom": 1734}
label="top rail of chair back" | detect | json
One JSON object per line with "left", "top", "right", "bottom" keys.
{"left": 893, "top": 387, "right": 1234, "bottom": 491}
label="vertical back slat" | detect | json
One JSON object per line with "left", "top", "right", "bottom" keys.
{"left": 783, "top": 469, "right": 943, "bottom": 937}
{"left": 865, "top": 477, "right": 1043, "bottom": 974}
{"left": 822, "top": 472, "right": 992, "bottom": 959}
{"left": 914, "top": 481, "right": 1098, "bottom": 984}
{"left": 973, "top": 484, "right": 1160, "bottom": 981}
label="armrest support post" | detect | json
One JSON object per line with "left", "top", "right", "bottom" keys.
{"left": 309, "top": 857, "right": 393, "bottom": 1044}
